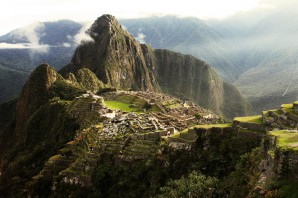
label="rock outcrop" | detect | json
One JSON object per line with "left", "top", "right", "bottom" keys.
{"left": 61, "top": 14, "right": 159, "bottom": 92}
{"left": 154, "top": 49, "right": 252, "bottom": 118}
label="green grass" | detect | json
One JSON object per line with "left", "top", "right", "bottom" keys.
{"left": 271, "top": 109, "right": 282, "bottom": 116}
{"left": 167, "top": 103, "right": 182, "bottom": 109}
{"left": 194, "top": 123, "right": 232, "bottom": 129}
{"left": 105, "top": 100, "right": 138, "bottom": 112}
{"left": 293, "top": 101, "right": 298, "bottom": 105}
{"left": 171, "top": 129, "right": 197, "bottom": 142}
{"left": 161, "top": 99, "right": 181, "bottom": 109}
{"left": 234, "top": 115, "right": 263, "bottom": 124}
{"left": 281, "top": 104, "right": 293, "bottom": 109}
{"left": 270, "top": 130, "right": 298, "bottom": 151}
{"left": 104, "top": 93, "right": 161, "bottom": 113}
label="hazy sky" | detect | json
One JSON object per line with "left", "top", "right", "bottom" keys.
{"left": 0, "top": 0, "right": 284, "bottom": 35}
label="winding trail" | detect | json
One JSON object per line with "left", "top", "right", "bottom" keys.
{"left": 282, "top": 59, "right": 297, "bottom": 97}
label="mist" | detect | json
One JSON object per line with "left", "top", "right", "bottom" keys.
{"left": 74, "top": 21, "right": 94, "bottom": 44}
{"left": 0, "top": 22, "right": 50, "bottom": 53}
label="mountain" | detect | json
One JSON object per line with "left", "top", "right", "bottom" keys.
{"left": 62, "top": 15, "right": 250, "bottom": 118}
{"left": 0, "top": 15, "right": 297, "bottom": 197}
{"left": 61, "top": 15, "right": 159, "bottom": 92}
{"left": 120, "top": 16, "right": 240, "bottom": 82}
{"left": 121, "top": 13, "right": 298, "bottom": 113}
{"left": 0, "top": 20, "right": 82, "bottom": 103}
{"left": 2, "top": 10, "right": 298, "bottom": 113}
{"left": 228, "top": 9, "right": 298, "bottom": 112}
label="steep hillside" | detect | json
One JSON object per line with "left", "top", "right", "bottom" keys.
{"left": 0, "top": 20, "right": 82, "bottom": 103}
{"left": 61, "top": 15, "right": 159, "bottom": 92}
{"left": 62, "top": 15, "right": 250, "bottom": 118}
{"left": 154, "top": 49, "right": 251, "bottom": 118}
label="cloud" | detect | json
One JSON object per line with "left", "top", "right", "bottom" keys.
{"left": 9, "top": 22, "right": 50, "bottom": 53}
{"left": 14, "top": 22, "right": 43, "bottom": 44}
{"left": 62, "top": 42, "right": 71, "bottom": 47}
{"left": 74, "top": 21, "right": 94, "bottom": 44}
{"left": 136, "top": 33, "right": 146, "bottom": 44}
{"left": 0, "top": 42, "right": 49, "bottom": 50}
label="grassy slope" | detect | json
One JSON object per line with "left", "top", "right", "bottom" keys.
{"left": 270, "top": 130, "right": 298, "bottom": 151}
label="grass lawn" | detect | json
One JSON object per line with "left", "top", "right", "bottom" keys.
{"left": 105, "top": 100, "right": 137, "bottom": 112}
{"left": 281, "top": 104, "right": 293, "bottom": 109}
{"left": 194, "top": 123, "right": 232, "bottom": 129}
{"left": 270, "top": 130, "right": 298, "bottom": 151}
{"left": 234, "top": 115, "right": 263, "bottom": 124}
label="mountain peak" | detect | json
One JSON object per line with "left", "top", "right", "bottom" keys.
{"left": 62, "top": 14, "right": 159, "bottom": 92}
{"left": 87, "top": 14, "right": 122, "bottom": 40}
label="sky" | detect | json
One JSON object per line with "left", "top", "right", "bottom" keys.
{"left": 0, "top": 0, "right": 276, "bottom": 35}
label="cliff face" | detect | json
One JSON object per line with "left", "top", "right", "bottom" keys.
{"left": 61, "top": 15, "right": 159, "bottom": 92}
{"left": 154, "top": 49, "right": 251, "bottom": 118}
{"left": 60, "top": 15, "right": 251, "bottom": 118}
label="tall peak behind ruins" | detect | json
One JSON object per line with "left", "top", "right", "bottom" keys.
{"left": 61, "top": 14, "right": 160, "bottom": 92}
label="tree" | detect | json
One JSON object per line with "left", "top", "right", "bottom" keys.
{"left": 158, "top": 171, "right": 219, "bottom": 198}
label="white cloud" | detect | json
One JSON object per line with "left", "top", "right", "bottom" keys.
{"left": 62, "top": 42, "right": 71, "bottom": 47}
{"left": 6, "top": 22, "right": 50, "bottom": 53}
{"left": 0, "top": 42, "right": 49, "bottom": 50}
{"left": 12, "top": 22, "right": 44, "bottom": 45}
{"left": 0, "top": 43, "right": 30, "bottom": 49}
{"left": 74, "top": 21, "right": 94, "bottom": 44}
{"left": 136, "top": 33, "right": 146, "bottom": 44}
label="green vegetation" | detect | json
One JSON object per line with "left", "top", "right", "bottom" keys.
{"left": 105, "top": 100, "right": 139, "bottom": 112}
{"left": 75, "top": 68, "right": 105, "bottom": 92}
{"left": 161, "top": 99, "right": 181, "bottom": 109}
{"left": 49, "top": 80, "right": 84, "bottom": 101}
{"left": 158, "top": 171, "right": 219, "bottom": 198}
{"left": 219, "top": 148, "right": 264, "bottom": 197}
{"left": 270, "top": 130, "right": 298, "bottom": 151}
{"left": 279, "top": 181, "right": 298, "bottom": 198}
{"left": 234, "top": 115, "right": 263, "bottom": 124}
{"left": 104, "top": 93, "right": 160, "bottom": 113}
{"left": 281, "top": 104, "right": 293, "bottom": 109}
{"left": 272, "top": 109, "right": 283, "bottom": 116}
{"left": 195, "top": 123, "right": 232, "bottom": 129}
{"left": 171, "top": 129, "right": 197, "bottom": 142}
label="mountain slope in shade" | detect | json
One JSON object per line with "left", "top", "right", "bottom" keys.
{"left": 62, "top": 15, "right": 251, "bottom": 118}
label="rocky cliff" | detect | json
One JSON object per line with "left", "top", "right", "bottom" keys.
{"left": 61, "top": 15, "right": 251, "bottom": 118}
{"left": 61, "top": 15, "right": 159, "bottom": 92}
{"left": 154, "top": 49, "right": 251, "bottom": 118}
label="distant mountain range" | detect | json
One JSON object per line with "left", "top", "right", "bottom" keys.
{"left": 1, "top": 7, "right": 298, "bottom": 112}
{"left": 0, "top": 20, "right": 82, "bottom": 103}
{"left": 120, "top": 10, "right": 298, "bottom": 112}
